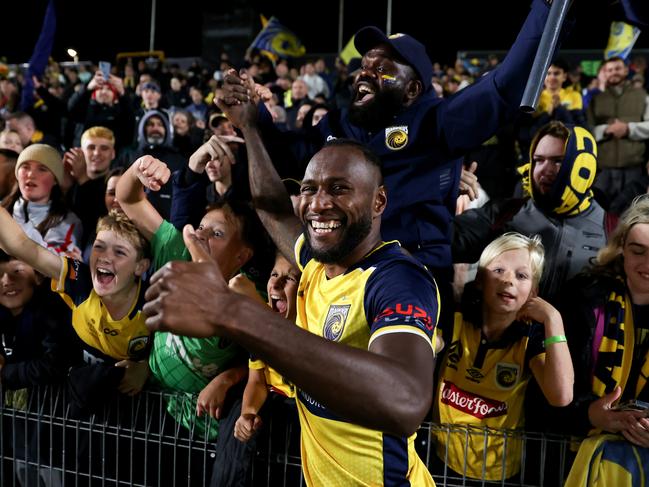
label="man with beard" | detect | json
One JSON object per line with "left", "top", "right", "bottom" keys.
{"left": 143, "top": 97, "right": 440, "bottom": 485}
{"left": 221, "top": 0, "right": 568, "bottom": 299}
{"left": 587, "top": 56, "right": 649, "bottom": 205}
{"left": 118, "top": 111, "right": 185, "bottom": 220}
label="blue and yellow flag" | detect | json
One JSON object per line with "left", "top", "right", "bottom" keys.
{"left": 248, "top": 16, "right": 305, "bottom": 59}
{"left": 20, "top": 0, "right": 57, "bottom": 111}
{"left": 605, "top": 21, "right": 641, "bottom": 60}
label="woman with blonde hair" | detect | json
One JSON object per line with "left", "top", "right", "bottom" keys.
{"left": 562, "top": 195, "right": 649, "bottom": 485}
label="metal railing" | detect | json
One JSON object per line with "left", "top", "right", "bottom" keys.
{"left": 0, "top": 386, "right": 577, "bottom": 487}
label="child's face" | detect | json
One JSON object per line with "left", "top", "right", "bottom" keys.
{"left": 104, "top": 175, "right": 123, "bottom": 213}
{"left": 17, "top": 161, "right": 57, "bottom": 204}
{"left": 0, "top": 259, "right": 40, "bottom": 316}
{"left": 0, "top": 131, "right": 23, "bottom": 153}
{"left": 205, "top": 156, "right": 231, "bottom": 184}
{"left": 195, "top": 209, "right": 249, "bottom": 280}
{"left": 480, "top": 249, "right": 534, "bottom": 317}
{"left": 90, "top": 230, "right": 148, "bottom": 298}
{"left": 267, "top": 254, "right": 300, "bottom": 322}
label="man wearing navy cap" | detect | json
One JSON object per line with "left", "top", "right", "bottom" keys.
{"left": 222, "top": 0, "right": 568, "bottom": 303}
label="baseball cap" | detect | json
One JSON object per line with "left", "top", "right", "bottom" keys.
{"left": 354, "top": 27, "right": 433, "bottom": 91}
{"left": 209, "top": 112, "right": 228, "bottom": 128}
{"left": 141, "top": 82, "right": 161, "bottom": 93}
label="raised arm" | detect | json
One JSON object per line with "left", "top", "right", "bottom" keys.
{"left": 115, "top": 155, "right": 168, "bottom": 241}
{"left": 522, "top": 297, "right": 574, "bottom": 406}
{"left": 216, "top": 75, "right": 302, "bottom": 266}
{"left": 0, "top": 206, "right": 61, "bottom": 280}
{"left": 144, "top": 228, "right": 435, "bottom": 437}
{"left": 439, "top": 0, "right": 563, "bottom": 153}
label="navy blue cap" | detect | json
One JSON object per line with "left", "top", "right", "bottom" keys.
{"left": 141, "top": 82, "right": 161, "bottom": 93}
{"left": 354, "top": 27, "right": 433, "bottom": 91}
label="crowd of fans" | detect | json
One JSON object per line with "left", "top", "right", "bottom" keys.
{"left": 1, "top": 4, "right": 649, "bottom": 485}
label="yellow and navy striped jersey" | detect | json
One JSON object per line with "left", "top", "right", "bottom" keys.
{"left": 51, "top": 257, "right": 150, "bottom": 364}
{"left": 433, "top": 312, "right": 544, "bottom": 481}
{"left": 294, "top": 234, "right": 439, "bottom": 486}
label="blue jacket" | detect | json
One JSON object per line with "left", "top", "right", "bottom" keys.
{"left": 256, "top": 0, "right": 561, "bottom": 276}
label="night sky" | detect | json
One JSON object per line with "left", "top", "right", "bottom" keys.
{"left": 2, "top": 0, "right": 648, "bottom": 67}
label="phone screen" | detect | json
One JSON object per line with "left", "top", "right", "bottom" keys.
{"left": 99, "top": 61, "right": 111, "bottom": 80}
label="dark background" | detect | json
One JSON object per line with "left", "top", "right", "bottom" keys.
{"left": 2, "top": 0, "right": 648, "bottom": 67}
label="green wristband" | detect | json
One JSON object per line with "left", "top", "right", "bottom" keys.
{"left": 544, "top": 335, "right": 567, "bottom": 347}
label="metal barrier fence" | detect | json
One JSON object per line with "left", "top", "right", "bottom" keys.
{"left": 0, "top": 386, "right": 577, "bottom": 487}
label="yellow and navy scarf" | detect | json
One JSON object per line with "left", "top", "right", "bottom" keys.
{"left": 591, "top": 278, "right": 649, "bottom": 416}
{"left": 518, "top": 125, "right": 598, "bottom": 217}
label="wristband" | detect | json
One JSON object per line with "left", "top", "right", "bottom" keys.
{"left": 544, "top": 335, "right": 567, "bottom": 347}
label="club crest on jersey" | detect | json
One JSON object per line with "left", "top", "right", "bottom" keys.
{"left": 323, "top": 304, "right": 350, "bottom": 341}
{"left": 128, "top": 336, "right": 150, "bottom": 358}
{"left": 385, "top": 126, "right": 408, "bottom": 151}
{"left": 495, "top": 363, "right": 520, "bottom": 389}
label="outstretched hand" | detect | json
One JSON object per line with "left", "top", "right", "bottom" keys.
{"left": 143, "top": 225, "right": 233, "bottom": 337}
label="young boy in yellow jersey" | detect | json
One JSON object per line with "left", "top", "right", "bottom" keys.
{"left": 0, "top": 206, "right": 151, "bottom": 407}
{"left": 234, "top": 252, "right": 300, "bottom": 443}
{"left": 434, "top": 233, "right": 573, "bottom": 482}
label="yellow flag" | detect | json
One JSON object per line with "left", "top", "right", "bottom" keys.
{"left": 339, "top": 35, "right": 361, "bottom": 65}
{"left": 605, "top": 21, "right": 641, "bottom": 60}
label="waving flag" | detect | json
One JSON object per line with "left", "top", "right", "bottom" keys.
{"left": 339, "top": 35, "right": 361, "bottom": 66}
{"left": 605, "top": 21, "right": 641, "bottom": 60}
{"left": 20, "top": 0, "right": 57, "bottom": 111}
{"left": 248, "top": 16, "right": 306, "bottom": 59}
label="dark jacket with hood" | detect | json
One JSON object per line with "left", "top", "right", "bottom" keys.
{"left": 250, "top": 0, "right": 563, "bottom": 281}
{"left": 453, "top": 125, "right": 607, "bottom": 304}
{"left": 118, "top": 110, "right": 186, "bottom": 220}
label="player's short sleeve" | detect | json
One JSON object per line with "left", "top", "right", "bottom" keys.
{"left": 364, "top": 260, "right": 439, "bottom": 352}
{"left": 150, "top": 219, "right": 190, "bottom": 271}
{"left": 294, "top": 234, "right": 312, "bottom": 272}
{"left": 50, "top": 256, "right": 93, "bottom": 309}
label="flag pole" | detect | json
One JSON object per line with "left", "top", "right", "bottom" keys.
{"left": 149, "top": 0, "right": 157, "bottom": 52}
{"left": 520, "top": 0, "right": 571, "bottom": 112}
{"left": 338, "top": 0, "right": 344, "bottom": 53}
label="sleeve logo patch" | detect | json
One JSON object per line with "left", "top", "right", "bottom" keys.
{"left": 323, "top": 304, "right": 351, "bottom": 342}
{"left": 385, "top": 125, "right": 409, "bottom": 150}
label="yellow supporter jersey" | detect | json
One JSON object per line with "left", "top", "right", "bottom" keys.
{"left": 52, "top": 257, "right": 150, "bottom": 363}
{"left": 294, "top": 235, "right": 439, "bottom": 486}
{"left": 434, "top": 313, "right": 545, "bottom": 481}
{"left": 249, "top": 358, "right": 295, "bottom": 398}
{"left": 537, "top": 88, "right": 583, "bottom": 115}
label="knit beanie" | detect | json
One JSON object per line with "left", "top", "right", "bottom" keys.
{"left": 15, "top": 144, "right": 64, "bottom": 185}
